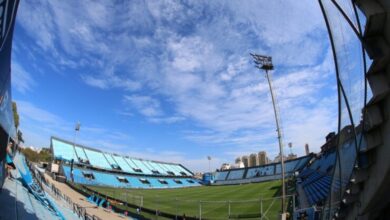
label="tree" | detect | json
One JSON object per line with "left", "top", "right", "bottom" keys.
{"left": 21, "top": 147, "right": 52, "bottom": 163}
{"left": 12, "top": 101, "right": 19, "bottom": 128}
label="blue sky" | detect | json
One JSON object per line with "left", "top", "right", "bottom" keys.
{"left": 11, "top": 0, "right": 338, "bottom": 172}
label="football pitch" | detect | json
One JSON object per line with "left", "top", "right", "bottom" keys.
{"left": 81, "top": 180, "right": 293, "bottom": 219}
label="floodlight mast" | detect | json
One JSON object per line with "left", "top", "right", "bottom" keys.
{"left": 251, "top": 53, "right": 286, "bottom": 215}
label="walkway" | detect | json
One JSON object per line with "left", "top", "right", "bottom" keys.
{"left": 0, "top": 170, "right": 78, "bottom": 220}
{"left": 43, "top": 172, "right": 129, "bottom": 220}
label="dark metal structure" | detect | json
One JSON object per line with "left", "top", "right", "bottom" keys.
{"left": 0, "top": 0, "right": 19, "bottom": 189}
{"left": 317, "top": 0, "right": 390, "bottom": 219}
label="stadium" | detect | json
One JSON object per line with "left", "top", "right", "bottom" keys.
{"left": 0, "top": 0, "right": 389, "bottom": 220}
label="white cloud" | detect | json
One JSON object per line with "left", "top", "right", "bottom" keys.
{"left": 148, "top": 116, "right": 185, "bottom": 124}
{"left": 124, "top": 95, "right": 163, "bottom": 117}
{"left": 81, "top": 75, "right": 109, "bottom": 89}
{"left": 11, "top": 61, "right": 36, "bottom": 93}
{"left": 15, "top": 0, "right": 339, "bottom": 165}
{"left": 17, "top": 100, "right": 65, "bottom": 126}
{"left": 167, "top": 36, "right": 223, "bottom": 73}
{"left": 16, "top": 100, "right": 132, "bottom": 150}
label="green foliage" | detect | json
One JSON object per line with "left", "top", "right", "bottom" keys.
{"left": 12, "top": 101, "right": 19, "bottom": 128}
{"left": 21, "top": 147, "right": 52, "bottom": 163}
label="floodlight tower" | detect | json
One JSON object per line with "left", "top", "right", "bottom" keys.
{"left": 250, "top": 53, "right": 287, "bottom": 216}
{"left": 73, "top": 122, "right": 81, "bottom": 158}
{"left": 207, "top": 156, "right": 211, "bottom": 173}
{"left": 71, "top": 121, "right": 81, "bottom": 182}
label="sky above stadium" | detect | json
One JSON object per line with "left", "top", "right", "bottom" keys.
{"left": 11, "top": 0, "right": 337, "bottom": 172}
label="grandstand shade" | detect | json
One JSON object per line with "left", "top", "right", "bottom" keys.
{"left": 83, "top": 148, "right": 112, "bottom": 169}
{"left": 104, "top": 153, "right": 118, "bottom": 167}
{"left": 112, "top": 155, "right": 136, "bottom": 173}
{"left": 60, "top": 166, "right": 205, "bottom": 189}
{"left": 74, "top": 146, "right": 88, "bottom": 161}
{"left": 51, "top": 138, "right": 77, "bottom": 161}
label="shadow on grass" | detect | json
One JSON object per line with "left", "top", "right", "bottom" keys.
{"left": 271, "top": 185, "right": 282, "bottom": 197}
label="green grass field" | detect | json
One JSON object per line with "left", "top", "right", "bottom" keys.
{"left": 79, "top": 180, "right": 293, "bottom": 220}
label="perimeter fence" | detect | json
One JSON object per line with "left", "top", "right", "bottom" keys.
{"left": 83, "top": 185, "right": 296, "bottom": 219}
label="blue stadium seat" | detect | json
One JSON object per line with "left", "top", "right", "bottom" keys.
{"left": 53, "top": 138, "right": 196, "bottom": 180}
{"left": 298, "top": 151, "right": 337, "bottom": 206}
{"left": 62, "top": 165, "right": 200, "bottom": 189}
{"left": 227, "top": 169, "right": 245, "bottom": 180}
{"left": 215, "top": 171, "right": 229, "bottom": 181}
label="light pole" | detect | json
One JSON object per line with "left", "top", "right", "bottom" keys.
{"left": 71, "top": 121, "right": 80, "bottom": 183}
{"left": 73, "top": 122, "right": 81, "bottom": 159}
{"left": 250, "top": 53, "right": 286, "bottom": 216}
{"left": 207, "top": 156, "right": 211, "bottom": 173}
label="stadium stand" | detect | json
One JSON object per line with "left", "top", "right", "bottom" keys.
{"left": 112, "top": 155, "right": 136, "bottom": 173}
{"left": 83, "top": 148, "right": 112, "bottom": 169}
{"left": 50, "top": 137, "right": 200, "bottom": 190}
{"left": 246, "top": 164, "right": 275, "bottom": 178}
{"left": 296, "top": 149, "right": 337, "bottom": 206}
{"left": 51, "top": 136, "right": 193, "bottom": 178}
{"left": 103, "top": 153, "right": 119, "bottom": 169}
{"left": 212, "top": 154, "right": 313, "bottom": 185}
{"left": 14, "top": 152, "right": 66, "bottom": 219}
{"left": 51, "top": 139, "right": 77, "bottom": 162}
{"left": 74, "top": 146, "right": 89, "bottom": 163}
{"left": 226, "top": 169, "right": 245, "bottom": 180}
{"left": 62, "top": 165, "right": 201, "bottom": 189}
{"left": 214, "top": 170, "right": 229, "bottom": 181}
{"left": 294, "top": 129, "right": 369, "bottom": 218}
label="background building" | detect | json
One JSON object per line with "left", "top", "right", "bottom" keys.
{"left": 235, "top": 161, "right": 245, "bottom": 168}
{"left": 286, "top": 153, "right": 297, "bottom": 161}
{"left": 220, "top": 163, "right": 231, "bottom": 171}
{"left": 249, "top": 154, "right": 257, "bottom": 167}
{"left": 305, "top": 143, "right": 310, "bottom": 155}
{"left": 241, "top": 156, "right": 249, "bottom": 167}
{"left": 257, "top": 151, "right": 268, "bottom": 165}
{"left": 273, "top": 154, "right": 287, "bottom": 163}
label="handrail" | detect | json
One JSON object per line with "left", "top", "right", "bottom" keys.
{"left": 30, "top": 163, "right": 103, "bottom": 220}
